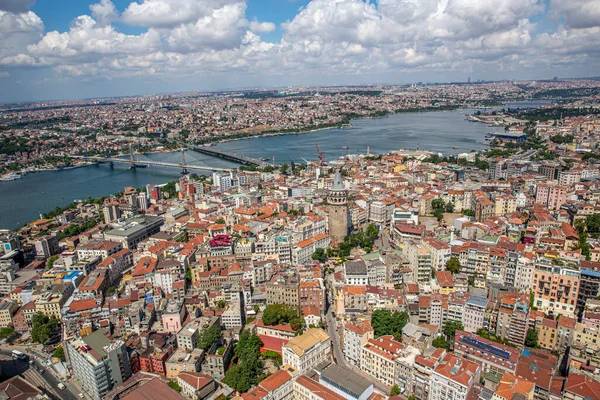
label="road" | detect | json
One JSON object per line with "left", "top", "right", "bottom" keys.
{"left": 324, "top": 281, "right": 391, "bottom": 394}
{"left": 0, "top": 348, "right": 80, "bottom": 400}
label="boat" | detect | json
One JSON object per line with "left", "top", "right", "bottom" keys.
{"left": 452, "top": 146, "right": 459, "bottom": 149}
{"left": 466, "top": 115, "right": 478, "bottom": 122}
{"left": 0, "top": 173, "right": 22, "bottom": 181}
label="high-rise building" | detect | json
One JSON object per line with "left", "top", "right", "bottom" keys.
{"left": 327, "top": 169, "right": 349, "bottom": 245}
{"left": 66, "top": 329, "right": 131, "bottom": 399}
{"left": 34, "top": 234, "right": 59, "bottom": 259}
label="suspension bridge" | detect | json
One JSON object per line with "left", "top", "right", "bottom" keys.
{"left": 69, "top": 148, "right": 229, "bottom": 173}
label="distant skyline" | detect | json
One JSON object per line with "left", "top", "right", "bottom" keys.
{"left": 1, "top": 0, "right": 599, "bottom": 102}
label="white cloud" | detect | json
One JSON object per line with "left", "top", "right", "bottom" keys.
{"left": 0, "top": 10, "right": 43, "bottom": 60}
{"left": 249, "top": 20, "right": 275, "bottom": 33}
{"left": 550, "top": 0, "right": 600, "bottom": 29}
{"left": 1, "top": 0, "right": 599, "bottom": 93}
{"left": 121, "top": 0, "right": 241, "bottom": 28}
{"left": 90, "top": 0, "right": 118, "bottom": 26}
{"left": 0, "top": 53, "right": 36, "bottom": 65}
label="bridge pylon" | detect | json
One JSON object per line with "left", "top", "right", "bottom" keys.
{"left": 180, "top": 149, "right": 189, "bottom": 175}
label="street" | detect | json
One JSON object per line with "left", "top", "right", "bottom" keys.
{"left": 0, "top": 348, "right": 79, "bottom": 400}
{"left": 324, "top": 280, "right": 391, "bottom": 395}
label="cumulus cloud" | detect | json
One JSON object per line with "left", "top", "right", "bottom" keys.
{"left": 550, "top": 0, "right": 600, "bottom": 29}
{"left": 121, "top": 0, "right": 241, "bottom": 28}
{"left": 90, "top": 0, "right": 118, "bottom": 26}
{"left": 0, "top": 10, "right": 43, "bottom": 60}
{"left": 0, "top": 0, "right": 599, "bottom": 92}
{"left": 249, "top": 20, "right": 275, "bottom": 33}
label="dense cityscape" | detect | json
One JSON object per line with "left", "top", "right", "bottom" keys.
{"left": 0, "top": 76, "right": 599, "bottom": 400}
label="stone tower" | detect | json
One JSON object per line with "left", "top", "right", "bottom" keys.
{"left": 327, "top": 168, "right": 349, "bottom": 244}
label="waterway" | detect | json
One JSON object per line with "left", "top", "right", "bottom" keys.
{"left": 215, "top": 108, "right": 504, "bottom": 162}
{"left": 0, "top": 103, "right": 548, "bottom": 230}
{"left": 0, "top": 151, "right": 238, "bottom": 230}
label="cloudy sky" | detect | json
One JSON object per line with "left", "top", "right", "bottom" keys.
{"left": 1, "top": 0, "right": 599, "bottom": 102}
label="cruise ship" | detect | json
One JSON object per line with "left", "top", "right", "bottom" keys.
{"left": 0, "top": 173, "right": 23, "bottom": 181}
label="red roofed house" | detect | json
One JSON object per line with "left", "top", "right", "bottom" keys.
{"left": 176, "top": 372, "right": 217, "bottom": 399}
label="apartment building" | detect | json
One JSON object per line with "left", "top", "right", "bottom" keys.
{"left": 429, "top": 353, "right": 480, "bottom": 400}
{"left": 360, "top": 335, "right": 404, "bottom": 387}
{"left": 404, "top": 240, "right": 432, "bottom": 284}
{"left": 454, "top": 331, "right": 518, "bottom": 375}
{"left": 66, "top": 329, "right": 132, "bottom": 400}
{"left": 343, "top": 320, "right": 374, "bottom": 367}
{"left": 463, "top": 296, "right": 487, "bottom": 333}
{"left": 531, "top": 258, "right": 580, "bottom": 316}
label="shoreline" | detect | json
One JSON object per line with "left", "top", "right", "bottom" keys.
{"left": 204, "top": 106, "right": 463, "bottom": 146}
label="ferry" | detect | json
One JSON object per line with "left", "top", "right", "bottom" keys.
{"left": 0, "top": 173, "right": 22, "bottom": 181}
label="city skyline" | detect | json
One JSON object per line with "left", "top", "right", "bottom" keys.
{"left": 1, "top": 0, "right": 599, "bottom": 102}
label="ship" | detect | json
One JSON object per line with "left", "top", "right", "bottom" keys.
{"left": 0, "top": 173, "right": 22, "bottom": 181}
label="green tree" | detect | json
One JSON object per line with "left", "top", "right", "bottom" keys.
{"left": 445, "top": 257, "right": 462, "bottom": 274}
{"left": 216, "top": 300, "right": 226, "bottom": 309}
{"left": 46, "top": 255, "right": 58, "bottom": 269}
{"left": 443, "top": 320, "right": 464, "bottom": 340}
{"left": 0, "top": 327, "right": 15, "bottom": 339}
{"left": 261, "top": 304, "right": 302, "bottom": 327}
{"left": 432, "top": 336, "right": 449, "bottom": 350}
{"left": 198, "top": 323, "right": 222, "bottom": 351}
{"left": 525, "top": 328, "right": 538, "bottom": 348}
{"left": 280, "top": 163, "right": 289, "bottom": 174}
{"left": 168, "top": 381, "right": 182, "bottom": 392}
{"left": 312, "top": 248, "right": 327, "bottom": 263}
{"left": 371, "top": 310, "right": 409, "bottom": 340}
{"left": 223, "top": 330, "right": 264, "bottom": 392}
{"left": 215, "top": 217, "right": 226, "bottom": 225}
{"left": 53, "top": 345, "right": 65, "bottom": 361}
{"left": 31, "top": 313, "right": 58, "bottom": 344}
{"left": 290, "top": 317, "right": 305, "bottom": 331}
{"left": 390, "top": 384, "right": 401, "bottom": 396}
{"left": 463, "top": 209, "right": 475, "bottom": 217}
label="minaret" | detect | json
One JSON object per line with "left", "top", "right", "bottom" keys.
{"left": 327, "top": 169, "right": 349, "bottom": 244}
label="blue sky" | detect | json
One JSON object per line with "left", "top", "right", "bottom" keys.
{"left": 1, "top": 0, "right": 599, "bottom": 102}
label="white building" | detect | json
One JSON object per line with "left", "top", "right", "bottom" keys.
{"left": 343, "top": 320, "right": 374, "bottom": 367}
{"left": 282, "top": 328, "right": 331, "bottom": 373}
{"left": 429, "top": 353, "right": 480, "bottom": 400}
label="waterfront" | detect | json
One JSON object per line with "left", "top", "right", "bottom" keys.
{"left": 0, "top": 106, "right": 527, "bottom": 230}
{"left": 215, "top": 108, "right": 506, "bottom": 162}
{"left": 0, "top": 151, "right": 238, "bottom": 230}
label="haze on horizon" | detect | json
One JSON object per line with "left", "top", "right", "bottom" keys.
{"left": 1, "top": 0, "right": 599, "bottom": 103}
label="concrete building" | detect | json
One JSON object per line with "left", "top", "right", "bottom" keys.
{"left": 66, "top": 329, "right": 132, "bottom": 399}
{"left": 221, "top": 299, "right": 244, "bottom": 329}
{"left": 360, "top": 335, "right": 404, "bottom": 387}
{"left": 343, "top": 320, "right": 374, "bottom": 367}
{"left": 429, "top": 353, "right": 480, "bottom": 400}
{"left": 282, "top": 328, "right": 331, "bottom": 373}
{"left": 327, "top": 169, "right": 349, "bottom": 245}
{"left": 404, "top": 240, "right": 432, "bottom": 284}
{"left": 103, "top": 215, "right": 164, "bottom": 249}
{"left": 463, "top": 296, "right": 487, "bottom": 333}
{"left": 453, "top": 330, "right": 518, "bottom": 375}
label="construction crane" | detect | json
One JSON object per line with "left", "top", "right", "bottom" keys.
{"left": 315, "top": 142, "right": 325, "bottom": 165}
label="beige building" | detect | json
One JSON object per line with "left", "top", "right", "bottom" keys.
{"left": 165, "top": 348, "right": 204, "bottom": 379}
{"left": 360, "top": 335, "right": 404, "bottom": 387}
{"left": 0, "top": 301, "right": 17, "bottom": 327}
{"left": 282, "top": 328, "right": 331, "bottom": 373}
